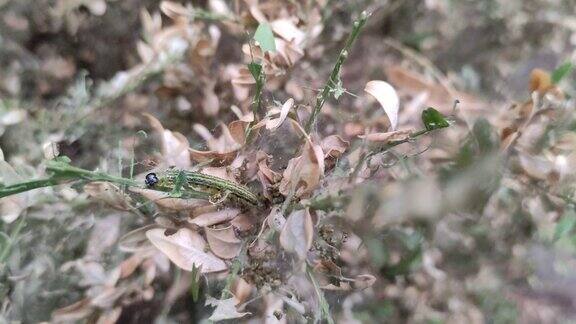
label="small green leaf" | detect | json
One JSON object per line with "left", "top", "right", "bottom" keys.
{"left": 551, "top": 62, "right": 574, "bottom": 84}
{"left": 190, "top": 264, "right": 202, "bottom": 302}
{"left": 247, "top": 62, "right": 263, "bottom": 81}
{"left": 422, "top": 107, "right": 450, "bottom": 131}
{"left": 254, "top": 23, "right": 276, "bottom": 52}
{"left": 554, "top": 210, "right": 576, "bottom": 241}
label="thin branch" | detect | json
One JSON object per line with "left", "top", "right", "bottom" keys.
{"left": 304, "top": 11, "right": 370, "bottom": 133}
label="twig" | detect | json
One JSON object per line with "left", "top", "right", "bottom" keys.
{"left": 304, "top": 11, "right": 370, "bottom": 133}
{"left": 349, "top": 128, "right": 431, "bottom": 182}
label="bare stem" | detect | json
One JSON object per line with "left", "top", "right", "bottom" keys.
{"left": 304, "top": 11, "right": 370, "bottom": 133}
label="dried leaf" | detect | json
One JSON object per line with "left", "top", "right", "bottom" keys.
{"left": 279, "top": 138, "right": 325, "bottom": 197}
{"left": 365, "top": 80, "right": 400, "bottom": 130}
{"left": 205, "top": 225, "right": 242, "bottom": 259}
{"left": 146, "top": 228, "right": 227, "bottom": 273}
{"left": 144, "top": 113, "right": 191, "bottom": 168}
{"left": 206, "top": 297, "right": 251, "bottom": 321}
{"left": 189, "top": 208, "right": 242, "bottom": 227}
{"left": 271, "top": 18, "right": 306, "bottom": 45}
{"left": 279, "top": 209, "right": 313, "bottom": 260}
{"left": 320, "top": 135, "right": 349, "bottom": 159}
{"left": 262, "top": 98, "right": 294, "bottom": 130}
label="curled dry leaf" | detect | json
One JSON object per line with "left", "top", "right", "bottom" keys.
{"left": 190, "top": 123, "right": 244, "bottom": 165}
{"left": 144, "top": 113, "right": 191, "bottom": 168}
{"left": 279, "top": 209, "right": 314, "bottom": 260}
{"left": 206, "top": 296, "right": 251, "bottom": 322}
{"left": 205, "top": 225, "right": 242, "bottom": 259}
{"left": 84, "top": 182, "right": 132, "bottom": 211}
{"left": 255, "top": 98, "right": 294, "bottom": 130}
{"left": 146, "top": 228, "right": 227, "bottom": 273}
{"left": 358, "top": 129, "right": 413, "bottom": 143}
{"left": 256, "top": 151, "right": 282, "bottom": 198}
{"left": 279, "top": 138, "right": 325, "bottom": 198}
{"left": 271, "top": 18, "right": 306, "bottom": 45}
{"left": 320, "top": 135, "right": 349, "bottom": 159}
{"left": 189, "top": 208, "right": 242, "bottom": 227}
{"left": 364, "top": 80, "right": 400, "bottom": 131}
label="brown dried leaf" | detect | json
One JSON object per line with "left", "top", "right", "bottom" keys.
{"left": 320, "top": 135, "right": 349, "bottom": 159}
{"left": 279, "top": 138, "right": 325, "bottom": 198}
{"left": 279, "top": 209, "right": 313, "bottom": 260}
{"left": 529, "top": 68, "right": 552, "bottom": 93}
{"left": 189, "top": 123, "right": 244, "bottom": 165}
{"left": 205, "top": 225, "right": 242, "bottom": 259}
{"left": 146, "top": 228, "right": 227, "bottom": 273}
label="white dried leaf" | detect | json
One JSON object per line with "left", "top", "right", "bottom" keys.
{"left": 206, "top": 297, "right": 251, "bottom": 321}
{"left": 364, "top": 80, "right": 400, "bottom": 130}
{"left": 266, "top": 98, "right": 294, "bottom": 130}
{"left": 146, "top": 228, "right": 227, "bottom": 273}
{"left": 189, "top": 208, "right": 242, "bottom": 227}
{"left": 279, "top": 209, "right": 313, "bottom": 260}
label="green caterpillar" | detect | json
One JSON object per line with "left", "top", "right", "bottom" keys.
{"left": 145, "top": 169, "right": 262, "bottom": 208}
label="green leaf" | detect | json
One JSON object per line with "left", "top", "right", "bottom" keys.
{"left": 190, "top": 264, "right": 202, "bottom": 302}
{"left": 254, "top": 23, "right": 276, "bottom": 52}
{"left": 554, "top": 210, "right": 576, "bottom": 241}
{"left": 247, "top": 62, "right": 263, "bottom": 81}
{"left": 551, "top": 62, "right": 574, "bottom": 84}
{"left": 422, "top": 107, "right": 450, "bottom": 131}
